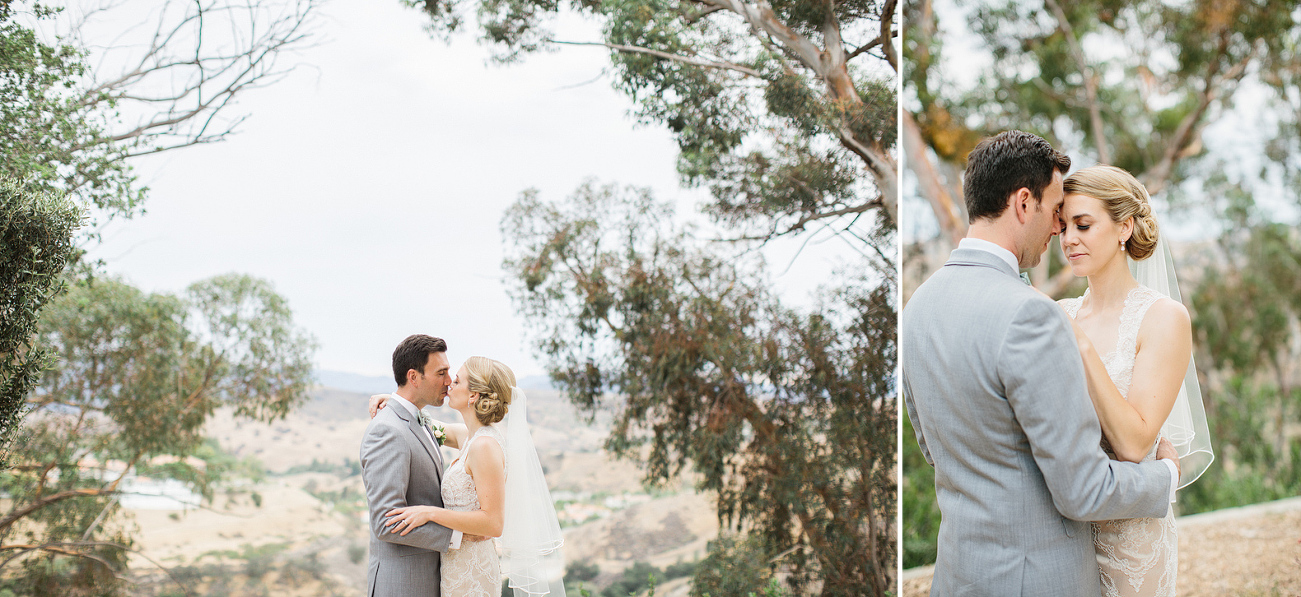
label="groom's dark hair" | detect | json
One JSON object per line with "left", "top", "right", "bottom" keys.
{"left": 392, "top": 334, "right": 447, "bottom": 387}
{"left": 964, "top": 130, "right": 1072, "bottom": 223}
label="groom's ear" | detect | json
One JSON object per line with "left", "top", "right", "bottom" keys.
{"left": 1011, "top": 187, "right": 1034, "bottom": 223}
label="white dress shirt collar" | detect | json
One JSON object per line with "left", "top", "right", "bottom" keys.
{"left": 390, "top": 392, "right": 421, "bottom": 419}
{"left": 959, "top": 237, "right": 1021, "bottom": 274}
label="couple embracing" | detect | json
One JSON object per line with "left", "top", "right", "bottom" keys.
{"left": 360, "top": 334, "right": 565, "bottom": 597}
{"left": 903, "top": 131, "right": 1213, "bottom": 596}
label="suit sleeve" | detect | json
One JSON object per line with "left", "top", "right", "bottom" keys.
{"left": 361, "top": 422, "right": 454, "bottom": 552}
{"left": 902, "top": 372, "right": 934, "bottom": 467}
{"left": 1000, "top": 297, "right": 1171, "bottom": 521}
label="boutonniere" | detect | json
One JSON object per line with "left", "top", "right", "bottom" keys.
{"left": 417, "top": 411, "right": 446, "bottom": 446}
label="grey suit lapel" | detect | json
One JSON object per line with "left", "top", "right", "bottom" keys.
{"left": 392, "top": 404, "right": 443, "bottom": 482}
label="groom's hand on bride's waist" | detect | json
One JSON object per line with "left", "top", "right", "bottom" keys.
{"left": 1156, "top": 437, "right": 1181, "bottom": 478}
{"left": 462, "top": 534, "right": 490, "bottom": 543}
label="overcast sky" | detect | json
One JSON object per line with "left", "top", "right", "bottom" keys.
{"left": 80, "top": 0, "right": 847, "bottom": 379}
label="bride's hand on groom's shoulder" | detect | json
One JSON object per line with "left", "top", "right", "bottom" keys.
{"left": 369, "top": 394, "right": 391, "bottom": 419}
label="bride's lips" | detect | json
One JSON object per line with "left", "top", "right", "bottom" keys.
{"left": 1067, "top": 252, "right": 1087, "bottom": 261}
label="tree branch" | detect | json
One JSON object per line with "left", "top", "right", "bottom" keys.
{"left": 68, "top": 0, "right": 318, "bottom": 160}
{"left": 846, "top": 30, "right": 898, "bottom": 63}
{"left": 684, "top": 4, "right": 724, "bottom": 25}
{"left": 547, "top": 40, "right": 762, "bottom": 77}
{"left": 836, "top": 125, "right": 898, "bottom": 223}
{"left": 903, "top": 111, "right": 964, "bottom": 244}
{"left": 702, "top": 0, "right": 824, "bottom": 72}
{"left": 0, "top": 541, "right": 195, "bottom": 596}
{"left": 878, "top": 0, "right": 898, "bottom": 72}
{"left": 716, "top": 203, "right": 881, "bottom": 244}
{"left": 0, "top": 488, "right": 112, "bottom": 534}
{"left": 0, "top": 542, "right": 119, "bottom": 574}
{"left": 1045, "top": 0, "right": 1109, "bottom": 163}
{"left": 1142, "top": 34, "right": 1255, "bottom": 195}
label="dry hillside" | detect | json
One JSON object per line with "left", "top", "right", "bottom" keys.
{"left": 123, "top": 386, "right": 718, "bottom": 596}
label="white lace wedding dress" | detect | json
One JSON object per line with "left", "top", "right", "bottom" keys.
{"left": 1060, "top": 285, "right": 1178, "bottom": 597}
{"left": 440, "top": 426, "right": 505, "bottom": 597}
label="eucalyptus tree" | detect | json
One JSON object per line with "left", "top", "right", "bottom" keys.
{"left": 503, "top": 183, "right": 896, "bottom": 597}
{"left": 0, "top": 179, "right": 84, "bottom": 466}
{"left": 0, "top": 274, "right": 316, "bottom": 594}
{"left": 407, "top": 0, "right": 898, "bottom": 248}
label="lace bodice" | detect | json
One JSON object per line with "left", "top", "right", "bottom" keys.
{"left": 1059, "top": 284, "right": 1177, "bottom": 597}
{"left": 1059, "top": 284, "right": 1166, "bottom": 403}
{"left": 442, "top": 425, "right": 507, "bottom": 512}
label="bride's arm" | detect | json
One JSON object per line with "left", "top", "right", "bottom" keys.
{"left": 367, "top": 394, "right": 468, "bottom": 449}
{"left": 1073, "top": 299, "right": 1192, "bottom": 463}
{"left": 382, "top": 437, "right": 506, "bottom": 538}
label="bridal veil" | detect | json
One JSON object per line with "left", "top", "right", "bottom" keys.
{"left": 499, "top": 387, "right": 567, "bottom": 597}
{"left": 1131, "top": 237, "right": 1215, "bottom": 488}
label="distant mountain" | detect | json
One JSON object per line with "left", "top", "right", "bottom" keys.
{"left": 313, "top": 370, "right": 396, "bottom": 394}
{"left": 517, "top": 374, "right": 554, "bottom": 390}
{"left": 314, "top": 370, "right": 553, "bottom": 393}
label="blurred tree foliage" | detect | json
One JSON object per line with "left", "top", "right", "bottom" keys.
{"left": 0, "top": 275, "right": 315, "bottom": 594}
{"left": 904, "top": 0, "right": 1301, "bottom": 287}
{"left": 0, "top": 179, "right": 84, "bottom": 466}
{"left": 1182, "top": 189, "right": 1301, "bottom": 514}
{"left": 900, "top": 411, "right": 938, "bottom": 569}
{"left": 691, "top": 535, "right": 787, "bottom": 597}
{"left": 405, "top": 0, "right": 898, "bottom": 248}
{"left": 902, "top": 0, "right": 1301, "bottom": 568}
{"left": 502, "top": 182, "right": 896, "bottom": 596}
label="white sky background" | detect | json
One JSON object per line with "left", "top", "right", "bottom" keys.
{"left": 70, "top": 0, "right": 850, "bottom": 379}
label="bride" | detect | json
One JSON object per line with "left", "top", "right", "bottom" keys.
{"left": 370, "top": 356, "right": 566, "bottom": 597}
{"left": 1054, "top": 165, "right": 1214, "bottom": 597}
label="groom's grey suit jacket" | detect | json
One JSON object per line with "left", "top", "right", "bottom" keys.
{"left": 902, "top": 248, "right": 1172, "bottom": 596}
{"left": 361, "top": 401, "right": 454, "bottom": 597}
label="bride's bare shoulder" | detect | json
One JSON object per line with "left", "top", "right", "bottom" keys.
{"left": 465, "top": 431, "right": 505, "bottom": 472}
{"left": 1140, "top": 296, "right": 1191, "bottom": 338}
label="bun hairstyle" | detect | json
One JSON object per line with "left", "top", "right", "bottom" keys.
{"left": 1062, "top": 165, "right": 1160, "bottom": 261}
{"left": 463, "top": 356, "right": 516, "bottom": 425}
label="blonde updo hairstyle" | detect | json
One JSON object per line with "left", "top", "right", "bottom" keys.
{"left": 462, "top": 356, "right": 515, "bottom": 425}
{"left": 1062, "top": 165, "right": 1160, "bottom": 261}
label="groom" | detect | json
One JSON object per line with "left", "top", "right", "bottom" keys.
{"left": 361, "top": 334, "right": 462, "bottom": 597}
{"left": 902, "top": 130, "right": 1181, "bottom": 595}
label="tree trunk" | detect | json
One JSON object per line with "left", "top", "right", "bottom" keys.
{"left": 903, "top": 111, "right": 964, "bottom": 245}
